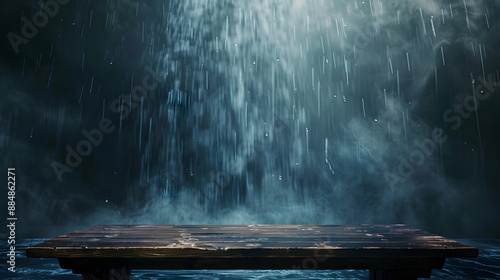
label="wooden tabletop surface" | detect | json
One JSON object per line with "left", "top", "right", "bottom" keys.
{"left": 25, "top": 224, "right": 478, "bottom": 270}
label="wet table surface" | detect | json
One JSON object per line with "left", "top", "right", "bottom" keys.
{"left": 25, "top": 224, "right": 478, "bottom": 279}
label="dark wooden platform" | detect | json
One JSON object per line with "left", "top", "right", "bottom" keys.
{"left": 25, "top": 224, "right": 478, "bottom": 280}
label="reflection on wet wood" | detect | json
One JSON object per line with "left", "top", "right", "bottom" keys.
{"left": 25, "top": 224, "right": 478, "bottom": 280}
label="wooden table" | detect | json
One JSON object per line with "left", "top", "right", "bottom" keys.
{"left": 25, "top": 224, "right": 478, "bottom": 280}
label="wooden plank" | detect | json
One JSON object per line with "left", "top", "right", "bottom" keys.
{"left": 26, "top": 224, "right": 461, "bottom": 241}
{"left": 35, "top": 240, "right": 466, "bottom": 248}
{"left": 25, "top": 224, "right": 478, "bottom": 272}
{"left": 27, "top": 247, "right": 478, "bottom": 260}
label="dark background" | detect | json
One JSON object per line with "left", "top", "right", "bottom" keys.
{"left": 0, "top": 0, "right": 499, "bottom": 239}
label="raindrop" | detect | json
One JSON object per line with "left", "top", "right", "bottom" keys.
{"left": 89, "top": 9, "right": 93, "bottom": 27}
{"left": 430, "top": 17, "right": 436, "bottom": 37}
{"left": 441, "top": 46, "right": 446, "bottom": 66}
{"left": 82, "top": 52, "right": 85, "bottom": 71}
{"left": 325, "top": 138, "right": 335, "bottom": 176}
{"left": 419, "top": 8, "right": 427, "bottom": 35}
{"left": 362, "top": 98, "right": 366, "bottom": 118}
{"left": 406, "top": 52, "right": 410, "bottom": 71}
{"left": 306, "top": 128, "right": 309, "bottom": 154}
